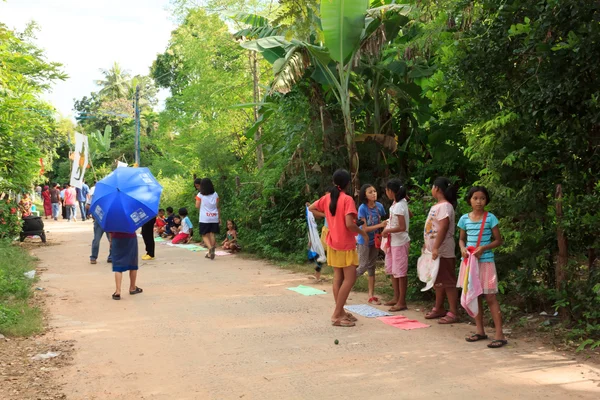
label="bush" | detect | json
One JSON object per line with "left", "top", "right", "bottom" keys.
{"left": 0, "top": 198, "right": 22, "bottom": 239}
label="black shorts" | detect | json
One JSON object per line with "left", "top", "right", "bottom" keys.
{"left": 199, "top": 222, "right": 220, "bottom": 235}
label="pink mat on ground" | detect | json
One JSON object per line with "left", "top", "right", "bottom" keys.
{"left": 377, "top": 315, "right": 430, "bottom": 330}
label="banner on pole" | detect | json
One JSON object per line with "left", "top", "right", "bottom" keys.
{"left": 69, "top": 132, "right": 89, "bottom": 189}
{"left": 116, "top": 161, "right": 128, "bottom": 168}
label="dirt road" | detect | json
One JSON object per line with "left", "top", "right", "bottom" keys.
{"left": 31, "top": 221, "right": 600, "bottom": 399}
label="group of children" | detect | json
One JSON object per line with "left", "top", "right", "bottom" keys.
{"left": 309, "top": 169, "right": 507, "bottom": 349}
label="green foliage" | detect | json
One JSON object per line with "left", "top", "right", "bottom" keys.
{"left": 0, "top": 240, "right": 43, "bottom": 336}
{"left": 0, "top": 23, "right": 67, "bottom": 192}
{"left": 0, "top": 199, "right": 22, "bottom": 239}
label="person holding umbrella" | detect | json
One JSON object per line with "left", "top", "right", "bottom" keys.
{"left": 90, "top": 167, "right": 163, "bottom": 300}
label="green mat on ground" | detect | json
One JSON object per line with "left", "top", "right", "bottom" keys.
{"left": 154, "top": 237, "right": 165, "bottom": 242}
{"left": 287, "top": 285, "right": 327, "bottom": 296}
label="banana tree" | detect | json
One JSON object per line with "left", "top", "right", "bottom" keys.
{"left": 239, "top": 2, "right": 412, "bottom": 192}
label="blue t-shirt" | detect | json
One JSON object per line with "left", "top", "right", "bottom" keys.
{"left": 183, "top": 216, "right": 193, "bottom": 229}
{"left": 457, "top": 212, "right": 499, "bottom": 263}
{"left": 357, "top": 202, "right": 386, "bottom": 246}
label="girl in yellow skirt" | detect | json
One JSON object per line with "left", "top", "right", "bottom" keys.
{"left": 309, "top": 170, "right": 368, "bottom": 327}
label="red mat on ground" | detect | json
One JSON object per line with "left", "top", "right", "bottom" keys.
{"left": 377, "top": 315, "right": 430, "bottom": 330}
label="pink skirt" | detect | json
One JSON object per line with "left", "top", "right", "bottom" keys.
{"left": 457, "top": 261, "right": 498, "bottom": 294}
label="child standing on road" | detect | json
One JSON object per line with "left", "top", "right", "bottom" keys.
{"left": 458, "top": 186, "right": 506, "bottom": 348}
{"left": 424, "top": 177, "right": 459, "bottom": 324}
{"left": 382, "top": 179, "right": 410, "bottom": 312}
{"left": 196, "top": 178, "right": 220, "bottom": 260}
{"left": 309, "top": 169, "right": 368, "bottom": 328}
{"left": 110, "top": 231, "right": 142, "bottom": 300}
{"left": 356, "top": 184, "right": 387, "bottom": 305}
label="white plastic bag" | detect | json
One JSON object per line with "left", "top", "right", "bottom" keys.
{"left": 417, "top": 250, "right": 440, "bottom": 292}
{"left": 306, "top": 207, "right": 326, "bottom": 263}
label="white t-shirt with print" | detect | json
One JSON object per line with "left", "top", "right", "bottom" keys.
{"left": 389, "top": 199, "right": 410, "bottom": 246}
{"left": 196, "top": 192, "right": 219, "bottom": 223}
{"left": 181, "top": 216, "right": 192, "bottom": 234}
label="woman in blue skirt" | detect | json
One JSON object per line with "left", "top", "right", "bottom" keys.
{"left": 110, "top": 232, "right": 143, "bottom": 300}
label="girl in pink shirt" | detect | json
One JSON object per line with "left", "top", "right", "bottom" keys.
{"left": 309, "top": 169, "right": 368, "bottom": 328}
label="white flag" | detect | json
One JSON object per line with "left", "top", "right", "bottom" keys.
{"left": 70, "top": 132, "right": 89, "bottom": 189}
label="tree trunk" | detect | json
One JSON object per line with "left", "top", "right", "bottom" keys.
{"left": 555, "top": 184, "right": 569, "bottom": 321}
{"left": 250, "top": 51, "right": 264, "bottom": 169}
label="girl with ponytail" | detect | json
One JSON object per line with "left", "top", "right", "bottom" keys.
{"left": 309, "top": 169, "right": 368, "bottom": 328}
{"left": 382, "top": 179, "right": 411, "bottom": 312}
{"left": 424, "top": 177, "right": 459, "bottom": 324}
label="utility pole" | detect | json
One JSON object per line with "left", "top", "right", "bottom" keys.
{"left": 134, "top": 85, "right": 141, "bottom": 166}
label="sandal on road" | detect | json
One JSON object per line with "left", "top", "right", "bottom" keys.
{"left": 388, "top": 305, "right": 408, "bottom": 312}
{"left": 345, "top": 313, "right": 358, "bottom": 322}
{"left": 112, "top": 293, "right": 121, "bottom": 301}
{"left": 368, "top": 297, "right": 381, "bottom": 305}
{"left": 438, "top": 312, "right": 458, "bottom": 324}
{"left": 129, "top": 287, "right": 143, "bottom": 295}
{"left": 487, "top": 339, "right": 508, "bottom": 349}
{"left": 425, "top": 308, "right": 447, "bottom": 319}
{"left": 331, "top": 318, "right": 355, "bottom": 327}
{"left": 465, "top": 333, "right": 488, "bottom": 342}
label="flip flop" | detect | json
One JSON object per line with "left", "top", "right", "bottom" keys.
{"left": 368, "top": 297, "right": 381, "bottom": 305}
{"left": 345, "top": 313, "right": 358, "bottom": 322}
{"left": 112, "top": 293, "right": 121, "bottom": 300}
{"left": 210, "top": 247, "right": 216, "bottom": 260}
{"left": 425, "top": 308, "right": 447, "bottom": 319}
{"left": 438, "top": 312, "right": 458, "bottom": 324}
{"left": 388, "top": 305, "right": 408, "bottom": 312}
{"left": 487, "top": 339, "right": 508, "bottom": 349}
{"left": 465, "top": 333, "right": 489, "bottom": 342}
{"left": 331, "top": 318, "right": 355, "bottom": 327}
{"left": 129, "top": 287, "right": 143, "bottom": 295}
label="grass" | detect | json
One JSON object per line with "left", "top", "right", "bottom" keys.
{"left": 0, "top": 240, "right": 44, "bottom": 337}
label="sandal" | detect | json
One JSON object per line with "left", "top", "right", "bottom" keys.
{"left": 345, "top": 313, "right": 358, "bottom": 322}
{"left": 465, "top": 333, "right": 488, "bottom": 342}
{"left": 205, "top": 253, "right": 210, "bottom": 259}
{"left": 210, "top": 246, "right": 216, "bottom": 260}
{"left": 331, "top": 318, "right": 355, "bottom": 327}
{"left": 487, "top": 339, "right": 508, "bottom": 349}
{"left": 438, "top": 312, "right": 458, "bottom": 324}
{"left": 388, "top": 305, "right": 408, "bottom": 312}
{"left": 425, "top": 308, "right": 447, "bottom": 319}
{"left": 368, "top": 297, "right": 381, "bottom": 305}
{"left": 129, "top": 287, "right": 143, "bottom": 295}
{"left": 112, "top": 293, "right": 121, "bottom": 300}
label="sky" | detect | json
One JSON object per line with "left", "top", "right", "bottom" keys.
{"left": 0, "top": 0, "right": 177, "bottom": 118}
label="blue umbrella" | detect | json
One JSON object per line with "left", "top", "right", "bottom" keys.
{"left": 90, "top": 167, "right": 163, "bottom": 233}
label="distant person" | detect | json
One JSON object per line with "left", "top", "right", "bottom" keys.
{"left": 382, "top": 179, "right": 410, "bottom": 312}
{"left": 195, "top": 178, "right": 220, "bottom": 260}
{"left": 161, "top": 207, "right": 176, "bottom": 238}
{"left": 50, "top": 183, "right": 61, "bottom": 221}
{"left": 63, "top": 184, "right": 77, "bottom": 222}
{"left": 35, "top": 185, "right": 42, "bottom": 201}
{"left": 172, "top": 208, "right": 193, "bottom": 244}
{"left": 18, "top": 192, "right": 33, "bottom": 218}
{"left": 154, "top": 209, "right": 166, "bottom": 236}
{"left": 309, "top": 169, "right": 367, "bottom": 328}
{"left": 141, "top": 215, "right": 157, "bottom": 261}
{"left": 222, "top": 219, "right": 240, "bottom": 252}
{"left": 110, "top": 231, "right": 142, "bottom": 300}
{"left": 76, "top": 180, "right": 90, "bottom": 221}
{"left": 355, "top": 183, "right": 387, "bottom": 305}
{"left": 458, "top": 186, "right": 506, "bottom": 348}
{"left": 60, "top": 184, "right": 68, "bottom": 219}
{"left": 89, "top": 186, "right": 112, "bottom": 265}
{"left": 41, "top": 186, "right": 52, "bottom": 219}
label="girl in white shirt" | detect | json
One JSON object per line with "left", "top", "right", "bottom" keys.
{"left": 195, "top": 178, "right": 221, "bottom": 260}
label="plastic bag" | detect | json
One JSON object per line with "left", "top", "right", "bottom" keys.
{"left": 306, "top": 207, "right": 326, "bottom": 263}
{"left": 417, "top": 250, "right": 440, "bottom": 292}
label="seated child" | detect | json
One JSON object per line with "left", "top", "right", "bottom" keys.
{"left": 155, "top": 209, "right": 166, "bottom": 235}
{"left": 162, "top": 207, "right": 176, "bottom": 238}
{"left": 172, "top": 208, "right": 193, "bottom": 244}
{"left": 222, "top": 219, "right": 240, "bottom": 252}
